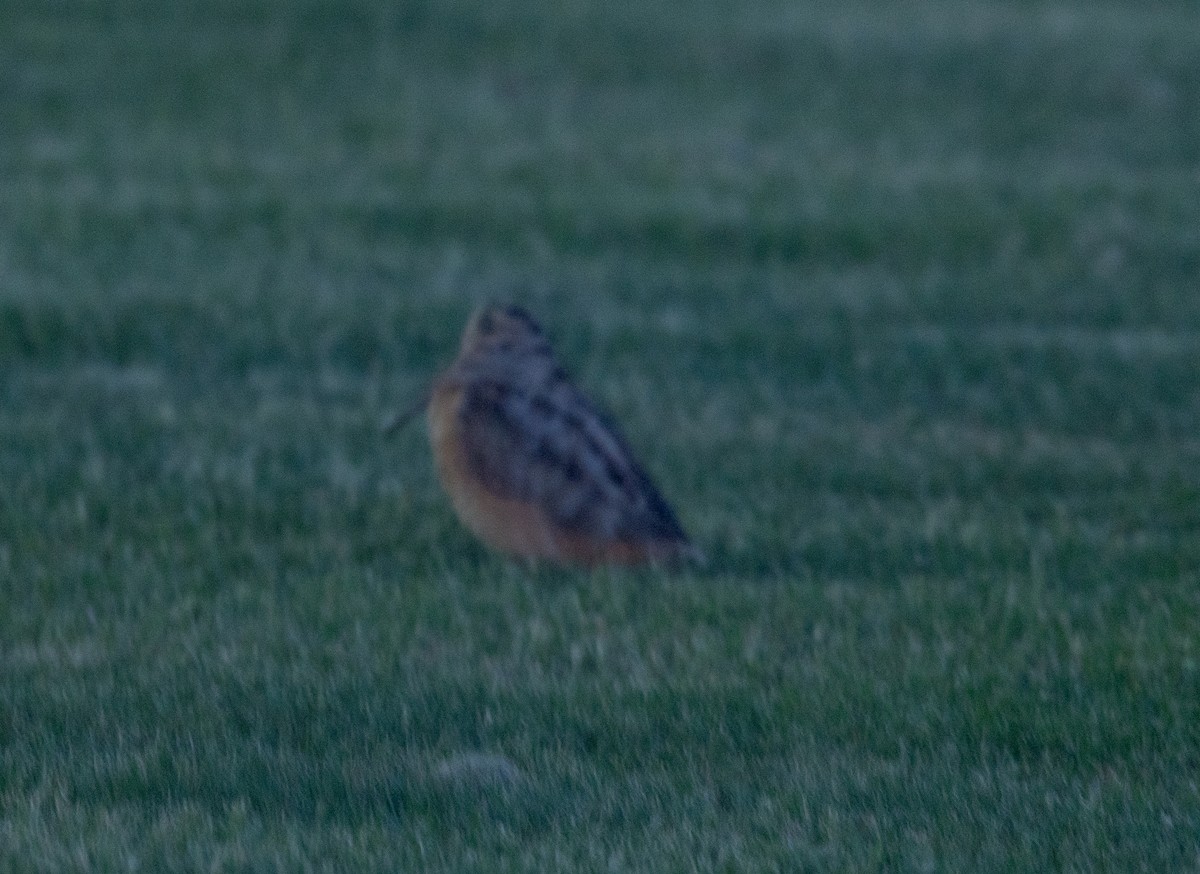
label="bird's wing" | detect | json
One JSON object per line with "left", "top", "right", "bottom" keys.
{"left": 456, "top": 378, "right": 690, "bottom": 546}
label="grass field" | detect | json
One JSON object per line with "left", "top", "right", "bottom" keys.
{"left": 3, "top": 0, "right": 1200, "bottom": 869}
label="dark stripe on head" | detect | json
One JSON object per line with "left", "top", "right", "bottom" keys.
{"left": 501, "top": 305, "right": 542, "bottom": 332}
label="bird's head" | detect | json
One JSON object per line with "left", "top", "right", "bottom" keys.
{"left": 458, "top": 304, "right": 548, "bottom": 360}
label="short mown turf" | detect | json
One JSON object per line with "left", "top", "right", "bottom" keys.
{"left": 2, "top": 0, "right": 1199, "bottom": 870}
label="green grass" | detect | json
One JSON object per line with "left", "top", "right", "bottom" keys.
{"left": 3, "top": 0, "right": 1200, "bottom": 869}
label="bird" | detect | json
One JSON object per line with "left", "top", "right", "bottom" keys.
{"left": 386, "top": 304, "right": 701, "bottom": 567}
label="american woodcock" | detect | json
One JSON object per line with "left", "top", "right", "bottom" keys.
{"left": 386, "top": 305, "right": 700, "bottom": 566}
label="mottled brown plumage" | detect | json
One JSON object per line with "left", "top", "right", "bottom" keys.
{"left": 387, "top": 305, "right": 699, "bottom": 566}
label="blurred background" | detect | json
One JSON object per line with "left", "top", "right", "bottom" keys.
{"left": 5, "top": 0, "right": 1197, "bottom": 554}
{"left": 2, "top": 0, "right": 1199, "bottom": 868}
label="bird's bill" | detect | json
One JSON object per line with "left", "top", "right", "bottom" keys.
{"left": 382, "top": 387, "right": 432, "bottom": 437}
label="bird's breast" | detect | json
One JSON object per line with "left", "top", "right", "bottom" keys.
{"left": 427, "top": 384, "right": 557, "bottom": 559}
